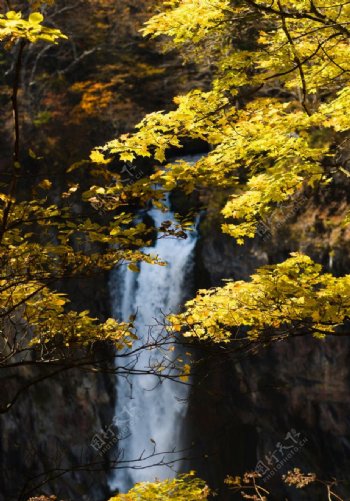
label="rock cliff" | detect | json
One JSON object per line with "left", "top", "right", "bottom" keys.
{"left": 189, "top": 173, "right": 350, "bottom": 499}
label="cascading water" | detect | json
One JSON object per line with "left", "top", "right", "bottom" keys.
{"left": 109, "top": 158, "right": 200, "bottom": 493}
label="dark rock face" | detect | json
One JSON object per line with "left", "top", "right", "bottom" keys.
{"left": 0, "top": 274, "right": 116, "bottom": 501}
{"left": 0, "top": 361, "right": 115, "bottom": 501}
{"left": 189, "top": 184, "right": 350, "bottom": 499}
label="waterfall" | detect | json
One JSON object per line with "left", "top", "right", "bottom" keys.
{"left": 109, "top": 159, "right": 200, "bottom": 492}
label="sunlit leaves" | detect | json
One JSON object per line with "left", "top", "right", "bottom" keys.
{"left": 2, "top": 0, "right": 349, "bottom": 377}
{"left": 109, "top": 472, "right": 209, "bottom": 500}
{"left": 0, "top": 10, "right": 67, "bottom": 44}
{"left": 0, "top": 191, "right": 163, "bottom": 352}
{"left": 20, "top": 287, "right": 136, "bottom": 348}
{"left": 89, "top": 0, "right": 350, "bottom": 245}
{"left": 97, "top": 89, "right": 231, "bottom": 164}
{"left": 169, "top": 253, "right": 350, "bottom": 343}
{"left": 142, "top": 0, "right": 232, "bottom": 44}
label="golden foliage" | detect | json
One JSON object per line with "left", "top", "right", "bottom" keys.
{"left": 109, "top": 472, "right": 210, "bottom": 501}
{"left": 169, "top": 253, "right": 350, "bottom": 342}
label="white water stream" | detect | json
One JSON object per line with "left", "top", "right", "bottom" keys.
{"left": 109, "top": 161, "right": 199, "bottom": 492}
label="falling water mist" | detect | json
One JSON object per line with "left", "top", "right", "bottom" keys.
{"left": 109, "top": 188, "right": 198, "bottom": 493}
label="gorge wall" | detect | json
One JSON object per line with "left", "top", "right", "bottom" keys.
{"left": 0, "top": 273, "right": 115, "bottom": 501}
{"left": 189, "top": 172, "right": 350, "bottom": 499}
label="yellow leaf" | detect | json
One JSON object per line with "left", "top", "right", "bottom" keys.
{"left": 38, "top": 179, "right": 52, "bottom": 190}
{"left": 29, "top": 12, "right": 44, "bottom": 24}
{"left": 120, "top": 152, "right": 135, "bottom": 162}
{"left": 128, "top": 263, "right": 140, "bottom": 272}
{"left": 90, "top": 150, "right": 110, "bottom": 164}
